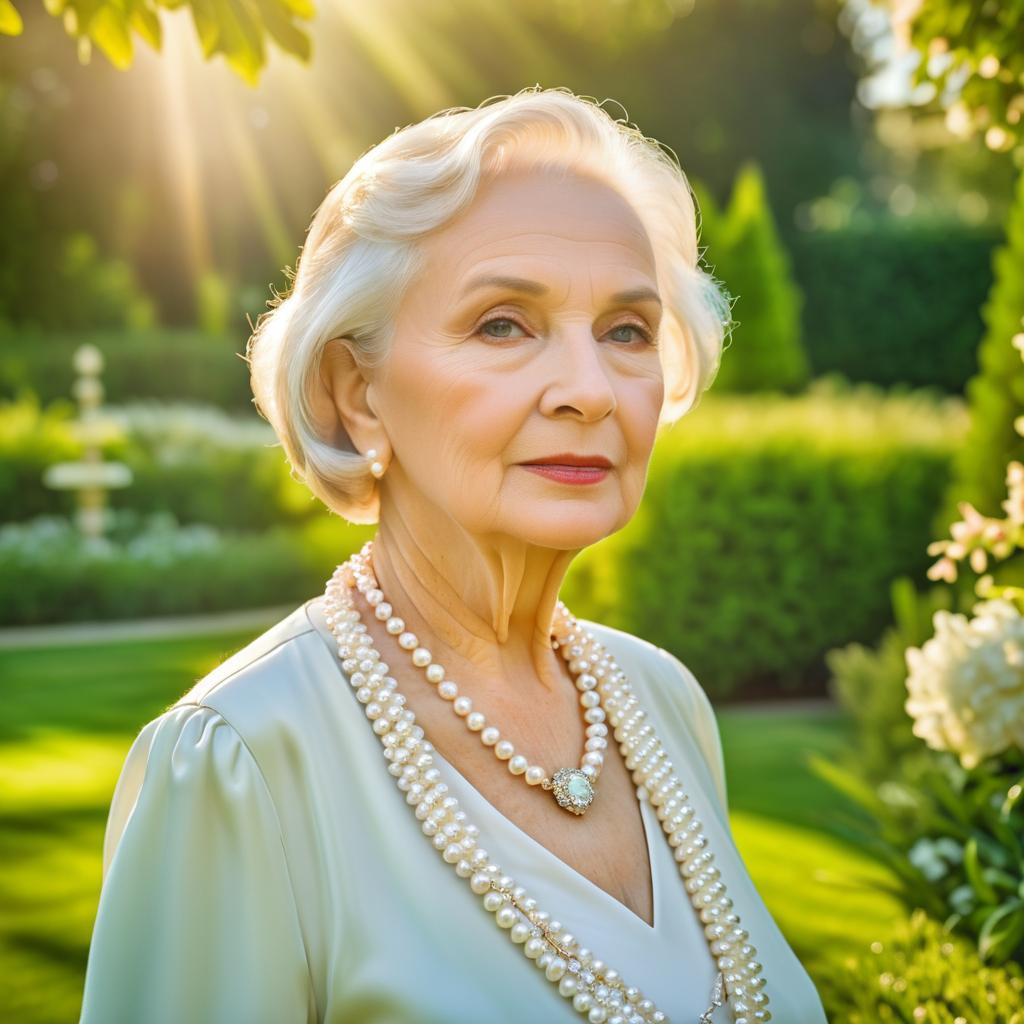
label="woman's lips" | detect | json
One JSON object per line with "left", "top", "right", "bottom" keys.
{"left": 520, "top": 464, "right": 609, "bottom": 484}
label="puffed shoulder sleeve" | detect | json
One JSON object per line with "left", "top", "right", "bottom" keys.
{"left": 655, "top": 647, "right": 730, "bottom": 816}
{"left": 80, "top": 703, "right": 316, "bottom": 1024}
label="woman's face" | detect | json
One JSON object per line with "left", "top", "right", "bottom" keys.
{"left": 369, "top": 164, "right": 666, "bottom": 550}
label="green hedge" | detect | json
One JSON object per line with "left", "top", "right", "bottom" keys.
{"left": 789, "top": 220, "right": 1000, "bottom": 394}
{"left": 0, "top": 511, "right": 373, "bottom": 625}
{"left": 0, "top": 326, "right": 254, "bottom": 412}
{"left": 561, "top": 376, "right": 968, "bottom": 697}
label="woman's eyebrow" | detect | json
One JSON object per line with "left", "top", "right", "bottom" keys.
{"left": 459, "top": 274, "right": 662, "bottom": 308}
{"left": 612, "top": 285, "right": 662, "bottom": 308}
{"left": 460, "top": 274, "right": 548, "bottom": 298}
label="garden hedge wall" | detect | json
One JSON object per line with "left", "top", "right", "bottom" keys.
{"left": 789, "top": 220, "right": 1000, "bottom": 394}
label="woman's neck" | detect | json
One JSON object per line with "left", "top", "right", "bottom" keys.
{"left": 367, "top": 514, "right": 579, "bottom": 697}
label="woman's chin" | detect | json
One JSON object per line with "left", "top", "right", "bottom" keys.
{"left": 502, "top": 506, "right": 629, "bottom": 549}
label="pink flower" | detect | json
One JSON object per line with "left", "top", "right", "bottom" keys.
{"left": 927, "top": 557, "right": 958, "bottom": 583}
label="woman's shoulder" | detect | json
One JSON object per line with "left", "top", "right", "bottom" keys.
{"left": 87, "top": 686, "right": 317, "bottom": 1023}
{"left": 175, "top": 599, "right": 322, "bottom": 707}
{"left": 121, "top": 599, "right": 334, "bottom": 801}
{"left": 161, "top": 597, "right": 333, "bottom": 736}
{"left": 108, "top": 598, "right": 338, "bottom": 845}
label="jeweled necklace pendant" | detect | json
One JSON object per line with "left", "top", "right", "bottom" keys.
{"left": 544, "top": 767, "right": 596, "bottom": 815}
{"left": 346, "top": 541, "right": 607, "bottom": 816}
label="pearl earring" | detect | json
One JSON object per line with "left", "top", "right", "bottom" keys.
{"left": 365, "top": 448, "right": 385, "bottom": 478}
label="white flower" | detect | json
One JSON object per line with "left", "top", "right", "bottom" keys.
{"left": 904, "top": 599, "right": 1024, "bottom": 769}
{"left": 948, "top": 883, "right": 975, "bottom": 915}
{"left": 907, "top": 837, "right": 964, "bottom": 882}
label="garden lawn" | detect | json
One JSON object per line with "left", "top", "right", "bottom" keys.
{"left": 0, "top": 631, "right": 902, "bottom": 1023}
{"left": 717, "top": 706, "right": 905, "bottom": 979}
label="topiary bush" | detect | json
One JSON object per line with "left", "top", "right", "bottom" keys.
{"left": 3, "top": 381, "right": 968, "bottom": 699}
{"left": 695, "top": 162, "right": 810, "bottom": 394}
{"left": 938, "top": 165, "right": 1024, "bottom": 532}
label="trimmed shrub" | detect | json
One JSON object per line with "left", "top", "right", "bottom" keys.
{"left": 789, "top": 219, "right": 998, "bottom": 395}
{"left": 4, "top": 382, "right": 968, "bottom": 699}
{"left": 939, "top": 166, "right": 1024, "bottom": 529}
{"left": 0, "top": 510, "right": 373, "bottom": 625}
{"left": 0, "top": 327, "right": 254, "bottom": 412}
{"left": 697, "top": 163, "right": 810, "bottom": 394}
{"left": 0, "top": 394, "right": 318, "bottom": 529}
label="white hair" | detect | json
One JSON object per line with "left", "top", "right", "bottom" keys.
{"left": 245, "top": 85, "right": 735, "bottom": 524}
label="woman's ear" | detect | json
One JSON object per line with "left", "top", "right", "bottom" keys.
{"left": 310, "top": 337, "right": 381, "bottom": 449}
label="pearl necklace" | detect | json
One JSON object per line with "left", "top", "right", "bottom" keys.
{"left": 346, "top": 543, "right": 602, "bottom": 815}
{"left": 322, "top": 543, "right": 773, "bottom": 1024}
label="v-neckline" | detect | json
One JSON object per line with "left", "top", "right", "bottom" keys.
{"left": 303, "top": 596, "right": 662, "bottom": 935}
{"left": 427, "top": 741, "right": 662, "bottom": 934}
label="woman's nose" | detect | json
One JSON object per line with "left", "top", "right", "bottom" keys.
{"left": 539, "top": 325, "right": 617, "bottom": 419}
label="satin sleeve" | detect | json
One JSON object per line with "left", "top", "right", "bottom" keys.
{"left": 655, "top": 647, "right": 730, "bottom": 815}
{"left": 79, "top": 703, "right": 316, "bottom": 1024}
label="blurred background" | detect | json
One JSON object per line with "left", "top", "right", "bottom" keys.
{"left": 3, "top": 0, "right": 1024, "bottom": 1020}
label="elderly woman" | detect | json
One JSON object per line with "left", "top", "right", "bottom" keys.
{"left": 80, "top": 87, "right": 827, "bottom": 1024}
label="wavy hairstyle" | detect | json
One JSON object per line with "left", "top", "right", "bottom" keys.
{"left": 245, "top": 85, "right": 735, "bottom": 524}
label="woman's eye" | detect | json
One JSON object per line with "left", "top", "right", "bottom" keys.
{"left": 478, "top": 317, "right": 528, "bottom": 340}
{"left": 608, "top": 323, "right": 653, "bottom": 345}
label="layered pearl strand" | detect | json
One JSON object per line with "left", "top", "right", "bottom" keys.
{"left": 346, "top": 544, "right": 602, "bottom": 815}
{"left": 322, "top": 541, "right": 773, "bottom": 1024}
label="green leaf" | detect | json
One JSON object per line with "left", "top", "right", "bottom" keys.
{"left": 253, "top": 0, "right": 309, "bottom": 61}
{"left": 924, "top": 765, "right": 976, "bottom": 828}
{"left": 965, "top": 836, "right": 999, "bottom": 904}
{"left": 129, "top": 3, "right": 162, "bottom": 49}
{"left": 806, "top": 753, "right": 888, "bottom": 817}
{"left": 215, "top": 0, "right": 265, "bottom": 86}
{"left": 278, "top": 0, "right": 313, "bottom": 18}
{"left": 978, "top": 899, "right": 1024, "bottom": 963}
{"left": 972, "top": 828, "right": 1014, "bottom": 871}
{"left": 188, "top": 0, "right": 220, "bottom": 57}
{"left": 983, "top": 866, "right": 1023, "bottom": 894}
{"left": 89, "top": 5, "right": 134, "bottom": 68}
{"left": 988, "top": 816, "right": 1023, "bottom": 862}
{"left": 0, "top": 0, "right": 23, "bottom": 34}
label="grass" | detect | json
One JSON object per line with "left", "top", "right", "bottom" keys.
{"left": 0, "top": 629, "right": 902, "bottom": 1023}
{"left": 717, "top": 707, "right": 904, "bottom": 977}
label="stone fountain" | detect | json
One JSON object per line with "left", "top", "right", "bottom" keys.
{"left": 42, "top": 344, "right": 132, "bottom": 543}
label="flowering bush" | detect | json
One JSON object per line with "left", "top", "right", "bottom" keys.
{"left": 814, "top": 313, "right": 1024, "bottom": 968}
{"left": 904, "top": 598, "right": 1024, "bottom": 770}
{"left": 811, "top": 743, "right": 1024, "bottom": 965}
